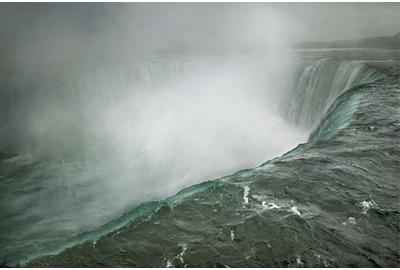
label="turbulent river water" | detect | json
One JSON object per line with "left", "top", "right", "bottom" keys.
{"left": 0, "top": 48, "right": 399, "bottom": 267}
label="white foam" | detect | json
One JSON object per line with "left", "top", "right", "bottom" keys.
{"left": 342, "top": 216, "right": 356, "bottom": 225}
{"left": 166, "top": 260, "right": 174, "bottom": 268}
{"left": 242, "top": 185, "right": 250, "bottom": 206}
{"left": 359, "top": 199, "right": 377, "bottom": 214}
{"left": 177, "top": 243, "right": 188, "bottom": 263}
{"left": 230, "top": 230, "right": 235, "bottom": 241}
{"left": 262, "top": 201, "right": 282, "bottom": 210}
{"left": 290, "top": 206, "right": 301, "bottom": 216}
{"left": 315, "top": 254, "right": 329, "bottom": 267}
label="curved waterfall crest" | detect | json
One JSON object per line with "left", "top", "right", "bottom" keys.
{"left": 0, "top": 54, "right": 391, "bottom": 267}
{"left": 284, "top": 59, "right": 385, "bottom": 129}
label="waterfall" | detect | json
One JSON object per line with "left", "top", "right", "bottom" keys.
{"left": 0, "top": 56, "right": 386, "bottom": 155}
{"left": 0, "top": 60, "right": 191, "bottom": 153}
{"left": 285, "top": 59, "right": 386, "bottom": 129}
{"left": 0, "top": 52, "right": 393, "bottom": 267}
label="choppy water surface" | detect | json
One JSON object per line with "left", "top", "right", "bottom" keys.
{"left": 1, "top": 49, "right": 399, "bottom": 267}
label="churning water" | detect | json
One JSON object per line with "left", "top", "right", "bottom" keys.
{"left": 0, "top": 48, "right": 399, "bottom": 267}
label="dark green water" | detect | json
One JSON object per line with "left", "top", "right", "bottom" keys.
{"left": 25, "top": 66, "right": 400, "bottom": 267}
{"left": 0, "top": 49, "right": 399, "bottom": 267}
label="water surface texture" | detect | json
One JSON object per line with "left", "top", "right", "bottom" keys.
{"left": 1, "top": 47, "right": 398, "bottom": 267}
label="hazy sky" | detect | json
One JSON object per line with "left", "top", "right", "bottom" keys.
{"left": 1, "top": 3, "right": 398, "bottom": 40}
{"left": 0, "top": 3, "right": 398, "bottom": 74}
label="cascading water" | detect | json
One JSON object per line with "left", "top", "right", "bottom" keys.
{"left": 1, "top": 2, "right": 398, "bottom": 267}
{"left": 0, "top": 49, "right": 398, "bottom": 267}
{"left": 283, "top": 58, "right": 385, "bottom": 128}
{"left": 24, "top": 59, "right": 400, "bottom": 267}
{"left": 1, "top": 53, "right": 307, "bottom": 265}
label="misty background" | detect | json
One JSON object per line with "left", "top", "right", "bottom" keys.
{"left": 0, "top": 3, "right": 399, "bottom": 75}
{"left": 0, "top": 3, "right": 399, "bottom": 264}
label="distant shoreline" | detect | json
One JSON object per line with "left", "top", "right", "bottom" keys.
{"left": 293, "top": 32, "right": 400, "bottom": 49}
